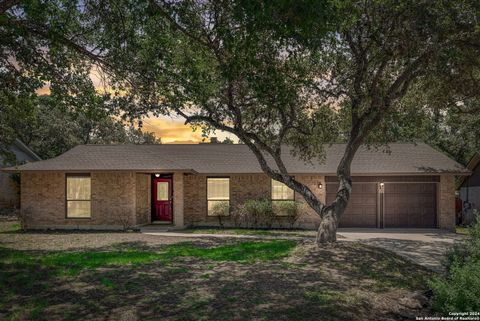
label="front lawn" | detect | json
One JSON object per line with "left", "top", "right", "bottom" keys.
{"left": 0, "top": 225, "right": 434, "bottom": 321}
{"left": 177, "top": 226, "right": 317, "bottom": 237}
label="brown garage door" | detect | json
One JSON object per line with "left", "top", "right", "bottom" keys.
{"left": 326, "top": 183, "right": 377, "bottom": 227}
{"left": 384, "top": 183, "right": 436, "bottom": 228}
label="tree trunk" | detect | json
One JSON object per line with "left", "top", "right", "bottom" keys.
{"left": 316, "top": 208, "right": 338, "bottom": 243}
{"left": 315, "top": 145, "right": 356, "bottom": 244}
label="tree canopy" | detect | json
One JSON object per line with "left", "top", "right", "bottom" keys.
{"left": 1, "top": 0, "right": 479, "bottom": 241}
{"left": 0, "top": 0, "right": 160, "bottom": 163}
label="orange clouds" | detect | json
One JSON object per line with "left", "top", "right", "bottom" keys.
{"left": 142, "top": 116, "right": 237, "bottom": 144}
{"left": 34, "top": 68, "right": 236, "bottom": 144}
{"left": 142, "top": 117, "right": 204, "bottom": 143}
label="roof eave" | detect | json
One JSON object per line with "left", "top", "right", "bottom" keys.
{"left": 1, "top": 167, "right": 198, "bottom": 174}
{"left": 13, "top": 139, "right": 42, "bottom": 161}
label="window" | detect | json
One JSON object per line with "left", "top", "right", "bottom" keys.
{"left": 271, "top": 179, "right": 295, "bottom": 216}
{"left": 271, "top": 179, "right": 294, "bottom": 201}
{"left": 207, "top": 178, "right": 230, "bottom": 216}
{"left": 156, "top": 181, "right": 169, "bottom": 201}
{"left": 66, "top": 174, "right": 91, "bottom": 218}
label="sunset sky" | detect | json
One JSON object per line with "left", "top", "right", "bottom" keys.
{"left": 37, "top": 70, "right": 235, "bottom": 144}
{"left": 140, "top": 115, "right": 234, "bottom": 144}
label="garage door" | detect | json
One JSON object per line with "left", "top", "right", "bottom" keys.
{"left": 326, "top": 183, "right": 377, "bottom": 228}
{"left": 384, "top": 183, "right": 436, "bottom": 227}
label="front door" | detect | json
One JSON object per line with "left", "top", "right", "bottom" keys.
{"left": 153, "top": 177, "right": 173, "bottom": 222}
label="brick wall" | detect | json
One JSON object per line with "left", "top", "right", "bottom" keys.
{"left": 295, "top": 175, "right": 325, "bottom": 229}
{"left": 183, "top": 174, "right": 208, "bottom": 225}
{"left": 184, "top": 173, "right": 271, "bottom": 226}
{"left": 173, "top": 172, "right": 184, "bottom": 227}
{"left": 91, "top": 172, "right": 136, "bottom": 227}
{"left": 21, "top": 172, "right": 65, "bottom": 229}
{"left": 438, "top": 174, "right": 455, "bottom": 230}
{"left": 22, "top": 171, "right": 136, "bottom": 229}
{"left": 183, "top": 173, "right": 324, "bottom": 228}
{"left": 135, "top": 173, "right": 151, "bottom": 225}
{"left": 20, "top": 171, "right": 457, "bottom": 230}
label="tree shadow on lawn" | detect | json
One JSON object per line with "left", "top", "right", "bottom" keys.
{"left": 0, "top": 240, "right": 434, "bottom": 321}
{"left": 360, "top": 238, "right": 453, "bottom": 273}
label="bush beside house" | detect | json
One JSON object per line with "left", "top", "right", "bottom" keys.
{"left": 429, "top": 219, "right": 480, "bottom": 312}
{"left": 211, "top": 198, "right": 305, "bottom": 229}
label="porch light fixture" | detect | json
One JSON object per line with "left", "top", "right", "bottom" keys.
{"left": 318, "top": 182, "right": 323, "bottom": 189}
{"left": 379, "top": 182, "right": 384, "bottom": 192}
{"left": 155, "top": 173, "right": 160, "bottom": 177}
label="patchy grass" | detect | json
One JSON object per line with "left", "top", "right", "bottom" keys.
{"left": 0, "top": 220, "right": 20, "bottom": 233}
{"left": 162, "top": 240, "right": 297, "bottom": 262}
{"left": 0, "top": 236, "right": 434, "bottom": 321}
{"left": 0, "top": 240, "right": 296, "bottom": 276}
{"left": 0, "top": 247, "right": 165, "bottom": 276}
{"left": 456, "top": 226, "right": 471, "bottom": 235}
{"left": 178, "top": 227, "right": 316, "bottom": 237}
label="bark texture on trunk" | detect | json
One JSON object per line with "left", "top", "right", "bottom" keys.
{"left": 316, "top": 209, "right": 338, "bottom": 243}
{"left": 316, "top": 140, "right": 358, "bottom": 244}
{"left": 316, "top": 175, "right": 352, "bottom": 244}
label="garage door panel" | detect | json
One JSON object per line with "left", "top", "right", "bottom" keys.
{"left": 327, "top": 183, "right": 377, "bottom": 228}
{"left": 384, "top": 183, "right": 436, "bottom": 228}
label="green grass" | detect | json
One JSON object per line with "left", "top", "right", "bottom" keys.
{"left": 162, "top": 240, "right": 297, "bottom": 262}
{"left": 0, "top": 240, "right": 297, "bottom": 276}
{"left": 456, "top": 226, "right": 471, "bottom": 235}
{"left": 100, "top": 277, "right": 116, "bottom": 288}
{"left": 0, "top": 221, "right": 21, "bottom": 233}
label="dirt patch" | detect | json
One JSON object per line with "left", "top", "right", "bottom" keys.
{"left": 0, "top": 231, "right": 208, "bottom": 251}
{"left": 0, "top": 220, "right": 212, "bottom": 251}
{"left": 0, "top": 226, "right": 436, "bottom": 321}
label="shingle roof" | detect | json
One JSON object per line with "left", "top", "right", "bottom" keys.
{"left": 2, "top": 143, "right": 469, "bottom": 175}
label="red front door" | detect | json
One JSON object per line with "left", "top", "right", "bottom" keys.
{"left": 153, "top": 177, "right": 172, "bottom": 221}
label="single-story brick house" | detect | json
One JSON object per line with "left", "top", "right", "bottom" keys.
{"left": 2, "top": 143, "right": 469, "bottom": 230}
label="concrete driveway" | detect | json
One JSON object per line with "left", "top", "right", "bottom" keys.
{"left": 338, "top": 228, "right": 465, "bottom": 272}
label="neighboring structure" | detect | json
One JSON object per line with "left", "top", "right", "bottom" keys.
{"left": 2, "top": 143, "right": 468, "bottom": 230}
{"left": 0, "top": 139, "right": 41, "bottom": 209}
{"left": 459, "top": 153, "right": 480, "bottom": 224}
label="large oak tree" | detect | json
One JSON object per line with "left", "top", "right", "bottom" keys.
{"left": 1, "top": 0, "right": 479, "bottom": 242}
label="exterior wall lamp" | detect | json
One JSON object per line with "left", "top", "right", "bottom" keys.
{"left": 379, "top": 182, "right": 384, "bottom": 192}
{"left": 318, "top": 182, "right": 323, "bottom": 189}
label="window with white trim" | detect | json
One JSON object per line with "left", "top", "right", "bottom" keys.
{"left": 207, "top": 178, "right": 230, "bottom": 216}
{"left": 271, "top": 179, "right": 294, "bottom": 201}
{"left": 271, "top": 179, "right": 295, "bottom": 215}
{"left": 66, "top": 174, "right": 91, "bottom": 218}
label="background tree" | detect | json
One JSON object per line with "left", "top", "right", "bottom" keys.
{"left": 0, "top": 0, "right": 160, "bottom": 163}
{"left": 400, "top": 86, "right": 480, "bottom": 166}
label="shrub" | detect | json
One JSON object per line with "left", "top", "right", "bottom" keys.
{"left": 230, "top": 205, "right": 243, "bottom": 228}
{"left": 429, "top": 260, "right": 480, "bottom": 312}
{"left": 273, "top": 201, "right": 304, "bottom": 228}
{"left": 429, "top": 220, "right": 480, "bottom": 312}
{"left": 210, "top": 201, "right": 230, "bottom": 228}
{"left": 445, "top": 219, "right": 480, "bottom": 270}
{"left": 235, "top": 198, "right": 273, "bottom": 228}
{"left": 246, "top": 198, "right": 274, "bottom": 228}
